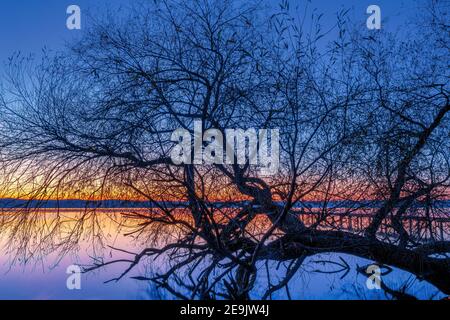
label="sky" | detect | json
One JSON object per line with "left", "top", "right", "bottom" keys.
{"left": 0, "top": 0, "right": 419, "bottom": 69}
{"left": 0, "top": 0, "right": 433, "bottom": 201}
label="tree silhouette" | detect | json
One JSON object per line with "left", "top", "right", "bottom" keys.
{"left": 0, "top": 0, "right": 449, "bottom": 299}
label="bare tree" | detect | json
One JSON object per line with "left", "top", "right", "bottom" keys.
{"left": 0, "top": 0, "right": 449, "bottom": 299}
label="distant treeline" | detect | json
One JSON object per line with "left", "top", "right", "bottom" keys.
{"left": 0, "top": 199, "right": 448, "bottom": 209}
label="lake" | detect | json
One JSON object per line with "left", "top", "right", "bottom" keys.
{"left": 0, "top": 209, "right": 448, "bottom": 300}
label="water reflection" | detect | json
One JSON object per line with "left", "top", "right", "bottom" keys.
{"left": 0, "top": 209, "right": 448, "bottom": 300}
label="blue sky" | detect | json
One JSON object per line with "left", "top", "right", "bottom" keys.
{"left": 0, "top": 0, "right": 418, "bottom": 66}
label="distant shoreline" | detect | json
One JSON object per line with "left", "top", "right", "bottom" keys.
{"left": 0, "top": 198, "right": 449, "bottom": 209}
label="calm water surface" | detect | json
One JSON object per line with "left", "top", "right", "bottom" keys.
{"left": 0, "top": 209, "right": 447, "bottom": 300}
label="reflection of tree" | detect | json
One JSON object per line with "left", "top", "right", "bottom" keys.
{"left": 0, "top": 0, "right": 449, "bottom": 299}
